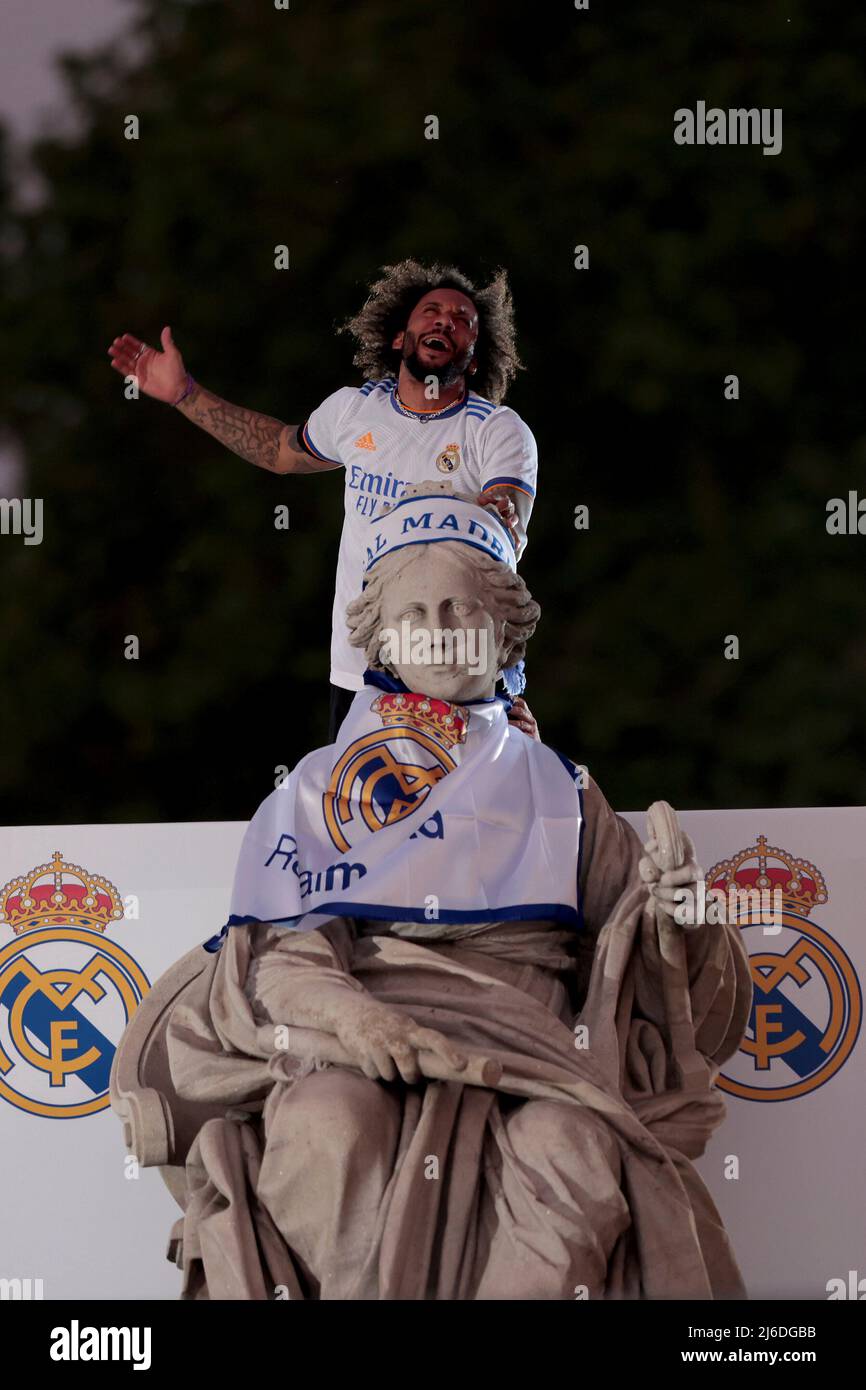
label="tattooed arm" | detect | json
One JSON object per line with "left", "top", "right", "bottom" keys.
{"left": 175, "top": 382, "right": 333, "bottom": 474}
{"left": 107, "top": 326, "right": 338, "bottom": 475}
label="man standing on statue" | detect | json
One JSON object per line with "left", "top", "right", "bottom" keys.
{"left": 107, "top": 259, "right": 539, "bottom": 741}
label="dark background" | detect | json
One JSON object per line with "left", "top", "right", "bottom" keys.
{"left": 1, "top": 0, "right": 863, "bottom": 825}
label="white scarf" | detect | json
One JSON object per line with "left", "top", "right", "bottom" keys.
{"left": 218, "top": 679, "right": 585, "bottom": 941}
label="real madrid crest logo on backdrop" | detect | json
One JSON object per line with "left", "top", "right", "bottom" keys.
{"left": 323, "top": 693, "right": 468, "bottom": 853}
{"left": 712, "top": 836, "right": 861, "bottom": 1102}
{"left": 0, "top": 852, "right": 149, "bottom": 1119}
{"left": 435, "top": 442, "right": 461, "bottom": 474}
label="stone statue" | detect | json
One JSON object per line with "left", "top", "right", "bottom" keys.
{"left": 111, "top": 484, "right": 752, "bottom": 1300}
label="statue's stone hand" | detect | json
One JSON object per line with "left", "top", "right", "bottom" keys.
{"left": 334, "top": 1001, "right": 468, "bottom": 1084}
{"left": 639, "top": 830, "right": 705, "bottom": 928}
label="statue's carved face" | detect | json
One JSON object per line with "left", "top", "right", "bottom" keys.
{"left": 376, "top": 546, "right": 503, "bottom": 703}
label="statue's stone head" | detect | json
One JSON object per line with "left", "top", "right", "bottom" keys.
{"left": 346, "top": 481, "right": 540, "bottom": 703}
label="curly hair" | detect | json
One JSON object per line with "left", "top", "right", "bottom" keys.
{"left": 339, "top": 259, "right": 523, "bottom": 405}
{"left": 345, "top": 485, "right": 540, "bottom": 677}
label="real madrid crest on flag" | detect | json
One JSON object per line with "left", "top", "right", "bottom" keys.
{"left": 710, "top": 835, "right": 861, "bottom": 1102}
{"left": 0, "top": 852, "right": 149, "bottom": 1119}
{"left": 324, "top": 692, "right": 468, "bottom": 851}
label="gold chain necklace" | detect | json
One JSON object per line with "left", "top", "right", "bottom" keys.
{"left": 393, "top": 384, "right": 465, "bottom": 421}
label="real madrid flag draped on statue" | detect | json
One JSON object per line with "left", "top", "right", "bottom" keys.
{"left": 221, "top": 673, "right": 584, "bottom": 939}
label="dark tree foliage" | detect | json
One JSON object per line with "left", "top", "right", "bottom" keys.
{"left": 0, "top": 0, "right": 863, "bottom": 823}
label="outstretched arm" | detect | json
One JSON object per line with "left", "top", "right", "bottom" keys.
{"left": 107, "top": 326, "right": 339, "bottom": 475}
{"left": 175, "top": 380, "right": 331, "bottom": 474}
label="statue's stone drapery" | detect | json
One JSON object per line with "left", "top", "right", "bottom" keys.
{"left": 162, "top": 775, "right": 751, "bottom": 1299}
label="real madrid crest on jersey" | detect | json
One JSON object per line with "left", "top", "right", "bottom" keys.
{"left": 323, "top": 692, "right": 468, "bottom": 852}
{"left": 710, "top": 836, "right": 861, "bottom": 1102}
{"left": 0, "top": 852, "right": 149, "bottom": 1119}
{"left": 435, "top": 442, "right": 461, "bottom": 474}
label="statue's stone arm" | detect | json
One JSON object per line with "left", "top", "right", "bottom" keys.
{"left": 251, "top": 920, "right": 470, "bottom": 1085}
{"left": 577, "top": 774, "right": 645, "bottom": 938}
{"left": 579, "top": 781, "right": 709, "bottom": 937}
{"left": 574, "top": 778, "right": 742, "bottom": 1004}
{"left": 574, "top": 786, "right": 751, "bottom": 1076}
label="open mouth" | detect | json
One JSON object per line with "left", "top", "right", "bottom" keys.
{"left": 421, "top": 335, "right": 452, "bottom": 354}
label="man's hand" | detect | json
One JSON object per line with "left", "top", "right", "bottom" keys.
{"left": 477, "top": 486, "right": 519, "bottom": 547}
{"left": 507, "top": 695, "right": 540, "bottom": 740}
{"left": 108, "top": 326, "right": 187, "bottom": 404}
{"left": 638, "top": 830, "right": 705, "bottom": 928}
{"left": 334, "top": 1001, "right": 467, "bottom": 1083}
{"left": 107, "top": 331, "right": 328, "bottom": 474}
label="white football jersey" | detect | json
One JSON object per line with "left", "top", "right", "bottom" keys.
{"left": 299, "top": 378, "right": 538, "bottom": 690}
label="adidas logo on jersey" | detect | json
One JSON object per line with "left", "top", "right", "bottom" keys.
{"left": 354, "top": 431, "right": 376, "bottom": 450}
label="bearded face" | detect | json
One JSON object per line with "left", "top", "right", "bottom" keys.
{"left": 400, "top": 328, "right": 475, "bottom": 392}
{"left": 394, "top": 289, "right": 479, "bottom": 394}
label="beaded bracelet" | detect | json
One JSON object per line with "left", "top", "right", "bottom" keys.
{"left": 172, "top": 372, "right": 196, "bottom": 407}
